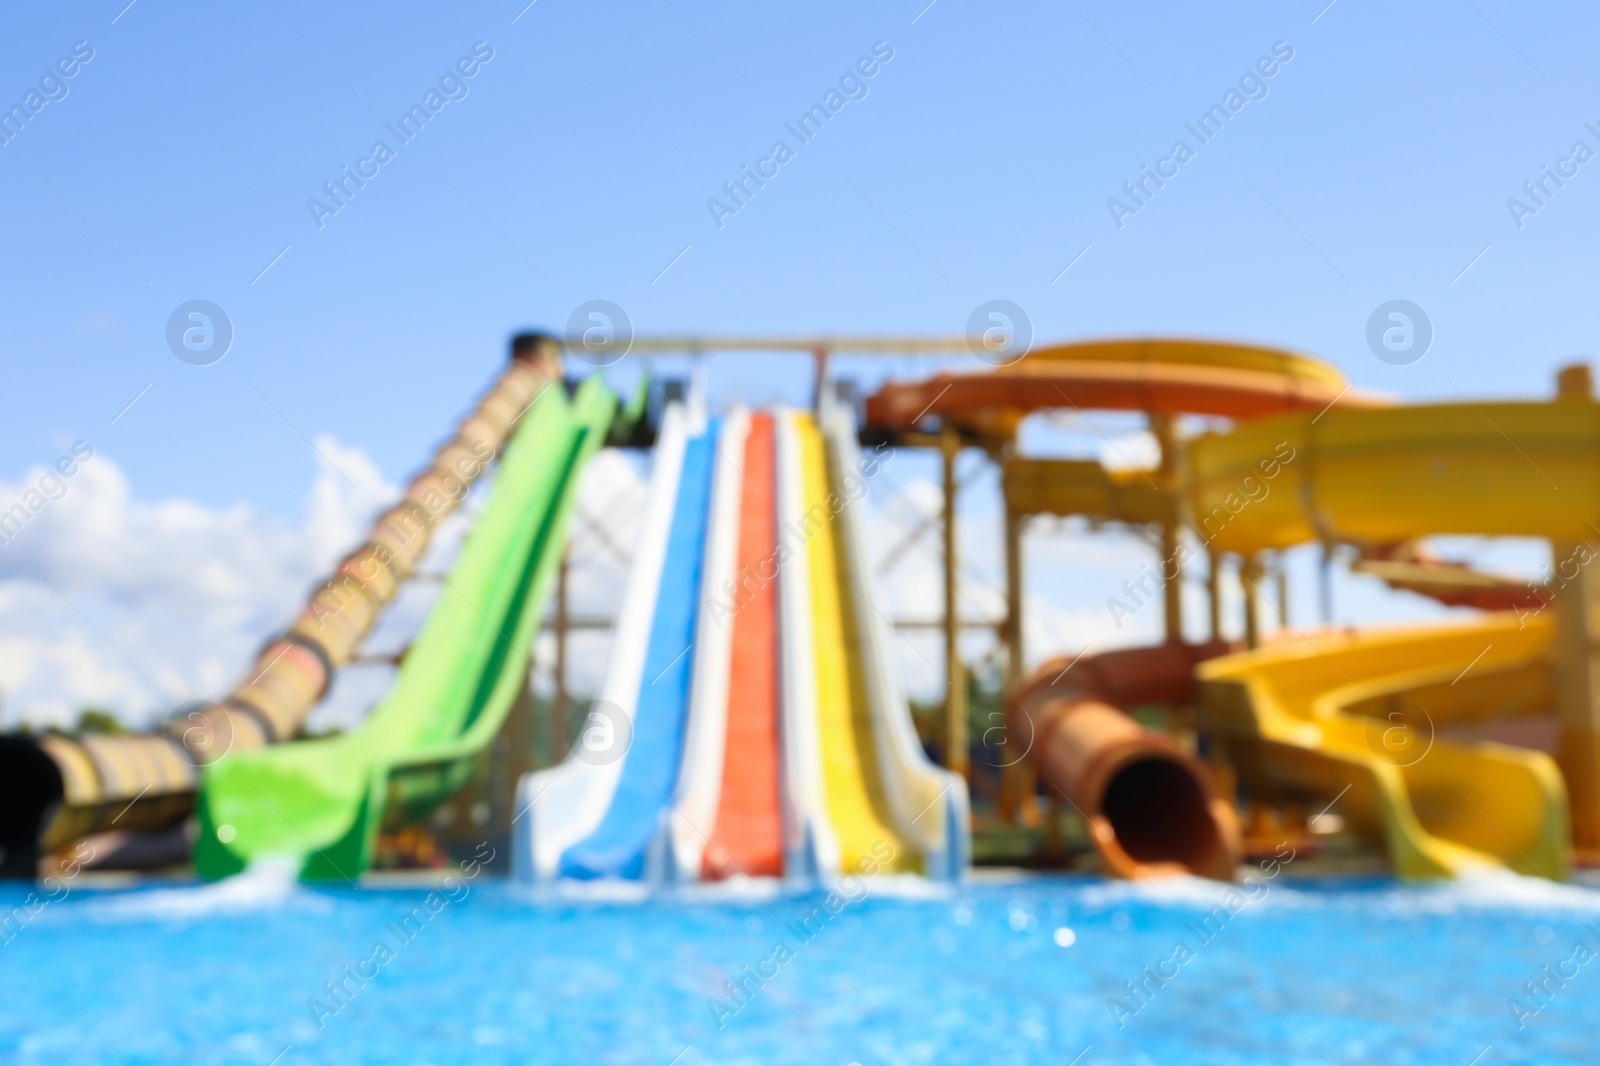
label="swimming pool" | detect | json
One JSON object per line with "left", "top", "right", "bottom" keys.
{"left": 2, "top": 864, "right": 1598, "bottom": 1064}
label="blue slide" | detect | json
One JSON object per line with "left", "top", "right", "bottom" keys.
{"left": 558, "top": 425, "right": 717, "bottom": 879}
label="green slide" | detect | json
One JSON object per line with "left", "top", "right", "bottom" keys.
{"left": 193, "top": 377, "right": 616, "bottom": 881}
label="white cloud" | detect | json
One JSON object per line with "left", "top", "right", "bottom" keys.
{"left": 0, "top": 439, "right": 392, "bottom": 730}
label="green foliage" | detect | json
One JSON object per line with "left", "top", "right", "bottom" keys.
{"left": 906, "top": 652, "right": 1010, "bottom": 761}
{"left": 966, "top": 656, "right": 1006, "bottom": 755}
{"left": 73, "top": 708, "right": 125, "bottom": 735}
{"left": 293, "top": 722, "right": 346, "bottom": 741}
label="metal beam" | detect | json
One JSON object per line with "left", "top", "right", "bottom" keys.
{"left": 876, "top": 461, "right": 992, "bottom": 576}
{"left": 569, "top": 336, "right": 973, "bottom": 355}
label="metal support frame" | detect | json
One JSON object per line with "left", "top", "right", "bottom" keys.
{"left": 940, "top": 424, "right": 968, "bottom": 779}
{"left": 1241, "top": 553, "right": 1262, "bottom": 650}
{"left": 1150, "top": 414, "right": 1184, "bottom": 643}
{"left": 551, "top": 546, "right": 570, "bottom": 765}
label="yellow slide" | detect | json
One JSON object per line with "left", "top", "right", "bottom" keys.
{"left": 1189, "top": 400, "right": 1597, "bottom": 880}
{"left": 793, "top": 414, "right": 911, "bottom": 873}
{"left": 1198, "top": 617, "right": 1568, "bottom": 879}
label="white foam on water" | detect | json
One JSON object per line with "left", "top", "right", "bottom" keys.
{"left": 510, "top": 877, "right": 655, "bottom": 906}
{"left": 1351, "top": 869, "right": 1600, "bottom": 917}
{"left": 669, "top": 877, "right": 787, "bottom": 904}
{"left": 505, "top": 870, "right": 949, "bottom": 906}
{"left": 1073, "top": 873, "right": 1315, "bottom": 911}
{"left": 83, "top": 858, "right": 331, "bottom": 923}
{"left": 856, "top": 873, "right": 952, "bottom": 900}
{"left": 1062, "top": 867, "right": 1600, "bottom": 920}
{"left": 676, "top": 871, "right": 949, "bottom": 903}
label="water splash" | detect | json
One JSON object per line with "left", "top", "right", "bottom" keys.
{"left": 84, "top": 858, "right": 329, "bottom": 923}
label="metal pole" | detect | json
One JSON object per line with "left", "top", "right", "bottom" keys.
{"left": 812, "top": 347, "right": 830, "bottom": 412}
{"left": 941, "top": 424, "right": 968, "bottom": 779}
{"left": 1319, "top": 541, "right": 1334, "bottom": 624}
{"left": 551, "top": 545, "right": 570, "bottom": 764}
{"left": 497, "top": 679, "right": 535, "bottom": 834}
{"left": 1206, "top": 548, "right": 1223, "bottom": 641}
{"left": 1275, "top": 552, "right": 1290, "bottom": 630}
{"left": 1001, "top": 498, "right": 1040, "bottom": 825}
{"left": 1242, "top": 554, "right": 1262, "bottom": 650}
{"left": 1554, "top": 363, "right": 1600, "bottom": 853}
{"left": 1151, "top": 414, "right": 1183, "bottom": 644}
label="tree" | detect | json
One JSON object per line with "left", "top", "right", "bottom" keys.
{"left": 73, "top": 708, "right": 125, "bottom": 735}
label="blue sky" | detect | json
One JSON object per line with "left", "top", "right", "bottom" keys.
{"left": 0, "top": 0, "right": 1595, "bottom": 723}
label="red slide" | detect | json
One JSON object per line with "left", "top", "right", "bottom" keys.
{"left": 702, "top": 414, "right": 784, "bottom": 879}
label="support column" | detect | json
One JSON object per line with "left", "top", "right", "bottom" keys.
{"left": 1150, "top": 414, "right": 1183, "bottom": 643}
{"left": 1003, "top": 507, "right": 1023, "bottom": 697}
{"left": 1159, "top": 523, "right": 1183, "bottom": 643}
{"left": 1241, "top": 554, "right": 1262, "bottom": 650}
{"left": 1275, "top": 552, "right": 1290, "bottom": 631}
{"left": 1319, "top": 541, "right": 1335, "bottom": 624}
{"left": 941, "top": 424, "right": 968, "bottom": 779}
{"left": 1206, "top": 548, "right": 1223, "bottom": 641}
{"left": 550, "top": 546, "right": 570, "bottom": 765}
{"left": 1000, "top": 502, "right": 1022, "bottom": 823}
{"left": 494, "top": 678, "right": 536, "bottom": 835}
{"left": 1000, "top": 499, "right": 1036, "bottom": 824}
{"left": 1556, "top": 549, "right": 1600, "bottom": 851}
{"left": 1555, "top": 363, "right": 1600, "bottom": 852}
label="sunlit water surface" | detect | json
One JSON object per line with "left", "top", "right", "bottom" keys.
{"left": 2, "top": 865, "right": 1598, "bottom": 1064}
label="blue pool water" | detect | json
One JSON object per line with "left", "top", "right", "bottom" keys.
{"left": 3, "top": 865, "right": 1599, "bottom": 1065}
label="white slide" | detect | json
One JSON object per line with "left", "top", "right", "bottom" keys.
{"left": 819, "top": 388, "right": 971, "bottom": 881}
{"left": 513, "top": 404, "right": 690, "bottom": 883}
{"left": 773, "top": 408, "right": 839, "bottom": 883}
{"left": 653, "top": 409, "right": 749, "bottom": 883}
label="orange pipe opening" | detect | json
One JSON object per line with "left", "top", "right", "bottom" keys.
{"left": 1009, "top": 642, "right": 1241, "bottom": 881}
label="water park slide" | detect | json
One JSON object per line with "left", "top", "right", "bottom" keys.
{"left": 778, "top": 401, "right": 970, "bottom": 880}
{"left": 192, "top": 376, "right": 615, "bottom": 881}
{"left": 1007, "top": 643, "right": 1242, "bottom": 881}
{"left": 658, "top": 411, "right": 788, "bottom": 882}
{"left": 0, "top": 341, "right": 560, "bottom": 877}
{"left": 1188, "top": 401, "right": 1600, "bottom": 879}
{"left": 1199, "top": 619, "right": 1568, "bottom": 879}
{"left": 774, "top": 409, "right": 837, "bottom": 879}
{"left": 821, "top": 394, "right": 970, "bottom": 879}
{"left": 520, "top": 398, "right": 967, "bottom": 886}
{"left": 515, "top": 404, "right": 714, "bottom": 881}
{"left": 700, "top": 412, "right": 785, "bottom": 881}
{"left": 865, "top": 337, "right": 1377, "bottom": 436}
{"left": 783, "top": 407, "right": 903, "bottom": 875}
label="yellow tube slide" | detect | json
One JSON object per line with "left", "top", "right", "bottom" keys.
{"left": 1198, "top": 617, "right": 1569, "bottom": 879}
{"left": 1189, "top": 401, "right": 1595, "bottom": 879}
{"left": 1189, "top": 401, "right": 1600, "bottom": 552}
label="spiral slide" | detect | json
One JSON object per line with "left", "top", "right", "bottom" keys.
{"left": 1198, "top": 617, "right": 1567, "bottom": 880}
{"left": 1188, "top": 400, "right": 1596, "bottom": 880}
{"left": 193, "top": 376, "right": 616, "bottom": 881}
{"left": 515, "top": 396, "right": 968, "bottom": 885}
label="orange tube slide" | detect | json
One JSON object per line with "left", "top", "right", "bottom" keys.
{"left": 703, "top": 414, "right": 784, "bottom": 879}
{"left": 1008, "top": 642, "right": 1242, "bottom": 880}
{"left": 865, "top": 339, "right": 1378, "bottom": 430}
